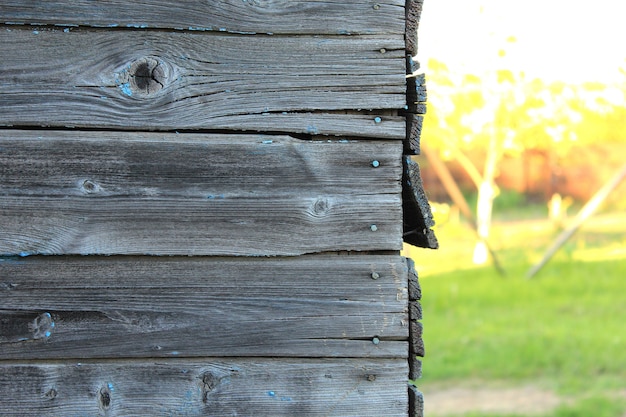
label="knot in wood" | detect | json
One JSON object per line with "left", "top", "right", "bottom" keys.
{"left": 99, "top": 386, "right": 112, "bottom": 410}
{"left": 309, "top": 197, "right": 330, "bottom": 218}
{"left": 201, "top": 372, "right": 221, "bottom": 403}
{"left": 128, "top": 57, "right": 169, "bottom": 96}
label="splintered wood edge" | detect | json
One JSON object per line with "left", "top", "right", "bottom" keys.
{"left": 409, "top": 322, "right": 424, "bottom": 357}
{"left": 409, "top": 357, "right": 422, "bottom": 381}
{"left": 402, "top": 156, "right": 439, "bottom": 249}
{"left": 405, "top": 114, "right": 423, "bottom": 155}
{"left": 405, "top": 0, "right": 424, "bottom": 56}
{"left": 409, "top": 385, "right": 425, "bottom": 417}
{"left": 406, "top": 257, "right": 422, "bottom": 301}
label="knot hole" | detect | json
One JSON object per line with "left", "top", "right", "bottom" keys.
{"left": 129, "top": 57, "right": 168, "bottom": 95}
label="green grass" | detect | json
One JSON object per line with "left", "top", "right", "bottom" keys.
{"left": 419, "top": 259, "right": 626, "bottom": 392}
{"left": 405, "top": 208, "right": 626, "bottom": 416}
{"left": 458, "top": 397, "right": 626, "bottom": 417}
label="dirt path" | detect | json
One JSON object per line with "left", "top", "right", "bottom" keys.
{"left": 423, "top": 386, "right": 563, "bottom": 416}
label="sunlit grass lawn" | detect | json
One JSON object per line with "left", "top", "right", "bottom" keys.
{"left": 404, "top": 208, "right": 626, "bottom": 416}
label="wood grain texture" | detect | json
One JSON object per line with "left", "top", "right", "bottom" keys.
{"left": 0, "top": 0, "right": 406, "bottom": 35}
{"left": 0, "top": 131, "right": 402, "bottom": 256}
{"left": 0, "top": 359, "right": 408, "bottom": 416}
{"left": 405, "top": 0, "right": 424, "bottom": 56}
{"left": 402, "top": 156, "right": 438, "bottom": 249}
{"left": 0, "top": 28, "right": 406, "bottom": 137}
{"left": 0, "top": 255, "right": 409, "bottom": 359}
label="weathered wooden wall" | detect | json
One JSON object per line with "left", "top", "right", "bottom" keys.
{"left": 0, "top": 1, "right": 431, "bottom": 415}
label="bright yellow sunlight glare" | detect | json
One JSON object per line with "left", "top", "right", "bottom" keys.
{"left": 419, "top": 0, "right": 626, "bottom": 83}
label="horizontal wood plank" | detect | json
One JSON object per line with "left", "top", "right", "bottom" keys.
{"left": 0, "top": 255, "right": 409, "bottom": 359}
{"left": 0, "top": 0, "right": 406, "bottom": 35}
{"left": 0, "top": 28, "right": 406, "bottom": 137}
{"left": 0, "top": 359, "right": 408, "bottom": 416}
{"left": 0, "top": 131, "right": 402, "bottom": 256}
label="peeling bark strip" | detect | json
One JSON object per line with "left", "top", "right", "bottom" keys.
{"left": 0, "top": 0, "right": 406, "bottom": 35}
{"left": 0, "top": 359, "right": 409, "bottom": 416}
{"left": 402, "top": 156, "right": 439, "bottom": 249}
{"left": 0, "top": 28, "right": 405, "bottom": 136}
{"left": 0, "top": 131, "right": 402, "bottom": 256}
{"left": 405, "top": 0, "right": 424, "bottom": 56}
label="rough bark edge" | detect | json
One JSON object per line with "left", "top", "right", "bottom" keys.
{"left": 402, "top": 156, "right": 439, "bottom": 248}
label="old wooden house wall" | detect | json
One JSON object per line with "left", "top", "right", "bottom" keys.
{"left": 0, "top": 1, "right": 431, "bottom": 415}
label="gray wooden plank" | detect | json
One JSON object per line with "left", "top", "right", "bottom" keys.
{"left": 0, "top": 255, "right": 409, "bottom": 359}
{"left": 0, "top": 359, "right": 408, "bottom": 416}
{"left": 0, "top": 131, "right": 402, "bottom": 256}
{"left": 0, "top": 0, "right": 406, "bottom": 35}
{"left": 0, "top": 28, "right": 406, "bottom": 137}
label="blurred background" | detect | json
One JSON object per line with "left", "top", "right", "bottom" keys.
{"left": 403, "top": 0, "right": 626, "bottom": 415}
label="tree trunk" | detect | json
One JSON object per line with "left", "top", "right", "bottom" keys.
{"left": 473, "top": 134, "right": 499, "bottom": 264}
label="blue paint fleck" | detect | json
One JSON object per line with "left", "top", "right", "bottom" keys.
{"left": 267, "top": 391, "right": 275, "bottom": 397}
{"left": 404, "top": 105, "right": 409, "bottom": 110}
{"left": 108, "top": 383, "right": 114, "bottom": 391}
{"left": 207, "top": 194, "right": 225, "bottom": 200}
{"left": 306, "top": 125, "right": 319, "bottom": 135}
{"left": 107, "top": 23, "right": 119, "bottom": 28}
{"left": 170, "top": 351, "right": 180, "bottom": 356}
{"left": 19, "top": 251, "right": 30, "bottom": 257}
{"left": 262, "top": 140, "right": 273, "bottom": 144}
{"left": 63, "top": 28, "right": 70, "bottom": 33}
{"left": 374, "top": 117, "right": 382, "bottom": 124}
{"left": 281, "top": 396, "right": 292, "bottom": 402}
{"left": 32, "top": 30, "right": 39, "bottom": 35}
{"left": 119, "top": 83, "right": 133, "bottom": 97}
{"left": 44, "top": 331, "right": 51, "bottom": 338}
